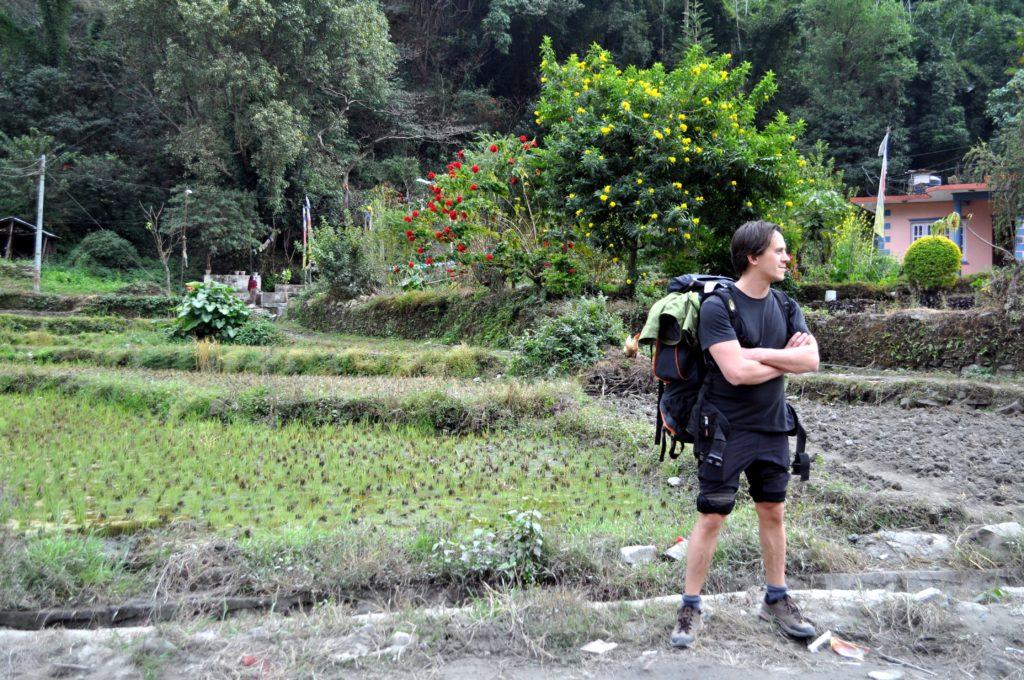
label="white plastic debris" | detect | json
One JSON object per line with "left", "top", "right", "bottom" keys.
{"left": 580, "top": 639, "right": 618, "bottom": 655}
{"left": 868, "top": 671, "right": 904, "bottom": 680}
{"left": 807, "top": 630, "right": 832, "bottom": 653}
{"left": 666, "top": 476, "right": 682, "bottom": 487}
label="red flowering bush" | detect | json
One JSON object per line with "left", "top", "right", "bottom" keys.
{"left": 389, "top": 133, "right": 583, "bottom": 293}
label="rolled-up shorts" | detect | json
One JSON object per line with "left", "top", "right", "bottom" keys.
{"left": 696, "top": 429, "right": 791, "bottom": 515}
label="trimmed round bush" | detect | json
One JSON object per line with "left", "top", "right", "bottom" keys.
{"left": 70, "top": 230, "right": 141, "bottom": 271}
{"left": 903, "top": 236, "right": 962, "bottom": 290}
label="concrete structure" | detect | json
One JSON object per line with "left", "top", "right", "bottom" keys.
{"left": 851, "top": 181, "right": 995, "bottom": 275}
{"left": 203, "top": 273, "right": 304, "bottom": 317}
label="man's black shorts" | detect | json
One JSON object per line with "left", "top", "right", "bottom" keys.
{"left": 696, "top": 429, "right": 791, "bottom": 515}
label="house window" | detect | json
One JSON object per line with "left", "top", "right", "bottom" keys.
{"left": 912, "top": 223, "right": 930, "bottom": 241}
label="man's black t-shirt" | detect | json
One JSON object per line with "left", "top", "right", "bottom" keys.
{"left": 698, "top": 286, "right": 808, "bottom": 432}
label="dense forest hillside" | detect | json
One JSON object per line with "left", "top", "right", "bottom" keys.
{"left": 1, "top": 0, "right": 1022, "bottom": 270}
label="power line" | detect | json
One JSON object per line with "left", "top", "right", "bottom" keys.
{"left": 53, "top": 184, "right": 104, "bottom": 230}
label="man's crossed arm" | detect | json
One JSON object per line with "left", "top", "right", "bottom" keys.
{"left": 707, "top": 333, "right": 820, "bottom": 386}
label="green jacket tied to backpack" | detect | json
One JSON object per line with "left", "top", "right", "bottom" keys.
{"left": 638, "top": 292, "right": 701, "bottom": 347}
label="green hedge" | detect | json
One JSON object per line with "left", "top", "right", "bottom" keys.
{"left": 78, "top": 294, "right": 177, "bottom": 318}
{"left": 0, "top": 342, "right": 509, "bottom": 378}
{"left": 0, "top": 291, "right": 176, "bottom": 317}
{"left": 805, "top": 308, "right": 1023, "bottom": 370}
{"left": 0, "top": 291, "right": 77, "bottom": 312}
{"left": 0, "top": 366, "right": 577, "bottom": 434}
{"left": 0, "top": 313, "right": 135, "bottom": 335}
{"left": 295, "top": 288, "right": 547, "bottom": 348}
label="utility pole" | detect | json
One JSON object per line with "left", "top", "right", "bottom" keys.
{"left": 180, "top": 187, "right": 192, "bottom": 287}
{"left": 33, "top": 154, "right": 46, "bottom": 293}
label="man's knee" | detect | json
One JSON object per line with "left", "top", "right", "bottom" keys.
{"left": 697, "top": 490, "right": 737, "bottom": 516}
{"left": 755, "top": 501, "right": 785, "bottom": 524}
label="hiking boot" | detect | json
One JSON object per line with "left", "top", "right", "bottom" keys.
{"left": 759, "top": 594, "right": 816, "bottom": 638}
{"left": 670, "top": 604, "right": 703, "bottom": 648}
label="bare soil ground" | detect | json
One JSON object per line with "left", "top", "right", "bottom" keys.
{"left": 608, "top": 388, "right": 1024, "bottom": 523}
{"left": 794, "top": 398, "right": 1024, "bottom": 517}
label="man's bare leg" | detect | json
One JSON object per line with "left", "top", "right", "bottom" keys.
{"left": 755, "top": 501, "right": 786, "bottom": 585}
{"left": 684, "top": 512, "right": 727, "bottom": 596}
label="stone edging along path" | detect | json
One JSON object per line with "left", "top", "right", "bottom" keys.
{"left": 2, "top": 570, "right": 1017, "bottom": 631}
{"left": 2, "top": 586, "right": 1021, "bottom": 636}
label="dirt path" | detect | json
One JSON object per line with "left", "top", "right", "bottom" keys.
{"left": 3, "top": 589, "right": 1022, "bottom": 679}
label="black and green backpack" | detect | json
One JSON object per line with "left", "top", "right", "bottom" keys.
{"left": 640, "top": 273, "right": 810, "bottom": 480}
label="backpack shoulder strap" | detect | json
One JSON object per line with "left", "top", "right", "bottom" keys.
{"left": 770, "top": 289, "right": 796, "bottom": 338}
{"left": 709, "top": 285, "right": 752, "bottom": 347}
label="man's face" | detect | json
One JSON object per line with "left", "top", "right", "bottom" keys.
{"left": 748, "top": 231, "right": 790, "bottom": 282}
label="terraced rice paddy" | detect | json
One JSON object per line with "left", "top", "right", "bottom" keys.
{"left": 0, "top": 389, "right": 677, "bottom": 537}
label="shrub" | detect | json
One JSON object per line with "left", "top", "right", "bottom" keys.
{"left": 232, "top": 316, "right": 284, "bottom": 346}
{"left": 173, "top": 281, "right": 251, "bottom": 340}
{"left": 69, "top": 230, "right": 141, "bottom": 271}
{"left": 433, "top": 509, "right": 547, "bottom": 585}
{"left": 808, "top": 212, "right": 901, "bottom": 284}
{"left": 308, "top": 219, "right": 378, "bottom": 299}
{"left": 534, "top": 38, "right": 823, "bottom": 284}
{"left": 511, "top": 295, "right": 625, "bottom": 375}
{"left": 903, "top": 236, "right": 962, "bottom": 290}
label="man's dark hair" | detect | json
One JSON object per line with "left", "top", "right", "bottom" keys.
{"left": 731, "top": 220, "right": 782, "bottom": 274}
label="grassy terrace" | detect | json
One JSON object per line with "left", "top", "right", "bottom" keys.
{"left": 0, "top": 357, "right": 972, "bottom": 613}
{"left": 0, "top": 390, "right": 658, "bottom": 534}
{"left": 0, "top": 314, "right": 510, "bottom": 379}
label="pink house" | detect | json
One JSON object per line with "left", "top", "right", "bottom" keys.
{"left": 851, "top": 178, "right": 994, "bottom": 275}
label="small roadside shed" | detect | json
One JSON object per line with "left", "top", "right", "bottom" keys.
{"left": 2, "top": 216, "right": 60, "bottom": 260}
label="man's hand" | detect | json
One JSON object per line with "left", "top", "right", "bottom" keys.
{"left": 743, "top": 333, "right": 814, "bottom": 361}
{"left": 785, "top": 332, "right": 813, "bottom": 348}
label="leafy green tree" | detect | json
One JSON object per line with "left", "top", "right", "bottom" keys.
{"left": 164, "top": 186, "right": 263, "bottom": 273}
{"left": 782, "top": 0, "right": 916, "bottom": 192}
{"left": 907, "top": 0, "right": 1022, "bottom": 171}
{"left": 112, "top": 0, "right": 398, "bottom": 217}
{"left": 533, "top": 38, "right": 812, "bottom": 290}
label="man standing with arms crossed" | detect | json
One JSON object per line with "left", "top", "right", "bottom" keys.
{"left": 672, "top": 221, "right": 820, "bottom": 648}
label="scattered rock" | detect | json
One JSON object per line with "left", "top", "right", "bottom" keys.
{"left": 960, "top": 363, "right": 983, "bottom": 377}
{"left": 619, "top": 545, "right": 658, "bottom": 565}
{"left": 996, "top": 364, "right": 1016, "bottom": 376}
{"left": 868, "top": 531, "right": 953, "bottom": 561}
{"left": 580, "top": 639, "right": 618, "bottom": 655}
{"left": 74, "top": 644, "right": 114, "bottom": 666}
{"left": 183, "top": 631, "right": 224, "bottom": 651}
{"left": 995, "top": 400, "right": 1023, "bottom": 415}
{"left": 912, "top": 587, "right": 944, "bottom": 603}
{"left": 663, "top": 538, "right": 688, "bottom": 561}
{"left": 666, "top": 476, "right": 682, "bottom": 487}
{"left": 971, "top": 522, "right": 1024, "bottom": 556}
{"left": 139, "top": 636, "right": 177, "bottom": 656}
{"left": 245, "top": 626, "right": 272, "bottom": 643}
{"left": 329, "top": 624, "right": 376, "bottom": 663}
{"left": 954, "top": 601, "right": 989, "bottom": 617}
{"left": 389, "top": 631, "right": 415, "bottom": 651}
{"left": 48, "top": 663, "right": 92, "bottom": 678}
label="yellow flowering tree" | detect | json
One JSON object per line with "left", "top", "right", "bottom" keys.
{"left": 534, "top": 37, "right": 815, "bottom": 292}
